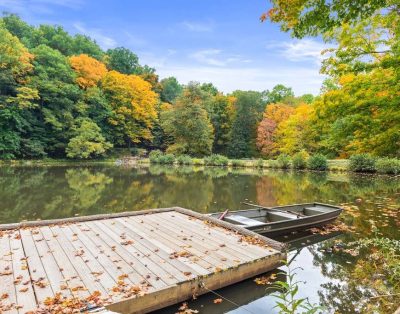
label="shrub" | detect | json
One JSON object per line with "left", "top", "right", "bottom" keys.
{"left": 256, "top": 158, "right": 264, "bottom": 168}
{"left": 308, "top": 154, "right": 328, "bottom": 171}
{"left": 176, "top": 154, "right": 193, "bottom": 165}
{"left": 204, "top": 154, "right": 229, "bottom": 166}
{"left": 158, "top": 153, "right": 175, "bottom": 164}
{"left": 292, "top": 150, "right": 308, "bottom": 169}
{"left": 277, "top": 154, "right": 291, "bottom": 169}
{"left": 230, "top": 159, "right": 246, "bottom": 167}
{"left": 149, "top": 150, "right": 163, "bottom": 163}
{"left": 192, "top": 158, "right": 204, "bottom": 165}
{"left": 349, "top": 154, "right": 376, "bottom": 172}
{"left": 376, "top": 158, "right": 400, "bottom": 175}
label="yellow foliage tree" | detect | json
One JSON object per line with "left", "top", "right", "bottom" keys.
{"left": 101, "top": 70, "right": 158, "bottom": 145}
{"left": 69, "top": 54, "right": 107, "bottom": 89}
{"left": 275, "top": 103, "right": 314, "bottom": 155}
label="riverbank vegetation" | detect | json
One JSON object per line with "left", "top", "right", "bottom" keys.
{"left": 149, "top": 151, "right": 400, "bottom": 175}
{"left": 1, "top": 4, "right": 399, "bottom": 161}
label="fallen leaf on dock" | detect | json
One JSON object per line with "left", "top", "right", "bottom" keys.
{"left": 213, "top": 298, "right": 223, "bottom": 304}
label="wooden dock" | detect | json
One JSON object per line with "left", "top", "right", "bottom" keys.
{"left": 0, "top": 207, "right": 286, "bottom": 314}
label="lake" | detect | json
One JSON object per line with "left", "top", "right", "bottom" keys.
{"left": 0, "top": 164, "right": 399, "bottom": 313}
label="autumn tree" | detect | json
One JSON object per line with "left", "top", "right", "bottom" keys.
{"left": 275, "top": 104, "right": 314, "bottom": 155}
{"left": 0, "top": 21, "right": 40, "bottom": 158}
{"left": 161, "top": 83, "right": 214, "bottom": 156}
{"left": 66, "top": 118, "right": 112, "bottom": 159}
{"left": 101, "top": 71, "right": 158, "bottom": 146}
{"left": 207, "top": 94, "right": 235, "bottom": 154}
{"left": 256, "top": 103, "right": 294, "bottom": 157}
{"left": 69, "top": 54, "right": 107, "bottom": 89}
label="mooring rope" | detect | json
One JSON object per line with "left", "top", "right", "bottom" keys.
{"left": 199, "top": 282, "right": 257, "bottom": 314}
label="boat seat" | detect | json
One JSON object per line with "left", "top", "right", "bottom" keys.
{"left": 304, "top": 206, "right": 326, "bottom": 215}
{"left": 225, "top": 215, "right": 266, "bottom": 227}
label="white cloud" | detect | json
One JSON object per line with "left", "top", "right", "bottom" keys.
{"left": 181, "top": 21, "right": 214, "bottom": 32}
{"left": 189, "top": 49, "right": 250, "bottom": 67}
{"left": 155, "top": 63, "right": 325, "bottom": 95}
{"left": 267, "top": 39, "right": 328, "bottom": 64}
{"left": 73, "top": 22, "right": 117, "bottom": 49}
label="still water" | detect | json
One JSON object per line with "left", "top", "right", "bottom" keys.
{"left": 0, "top": 164, "right": 399, "bottom": 313}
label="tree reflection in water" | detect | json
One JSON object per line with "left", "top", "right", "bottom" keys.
{"left": 0, "top": 164, "right": 399, "bottom": 313}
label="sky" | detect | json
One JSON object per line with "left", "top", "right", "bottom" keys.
{"left": 0, "top": 0, "right": 328, "bottom": 95}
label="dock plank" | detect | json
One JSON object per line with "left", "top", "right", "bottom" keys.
{"left": 145, "top": 213, "right": 254, "bottom": 264}
{"left": 94, "top": 220, "right": 179, "bottom": 286}
{"left": 115, "top": 218, "right": 206, "bottom": 279}
{"left": 119, "top": 217, "right": 211, "bottom": 276}
{"left": 0, "top": 232, "right": 18, "bottom": 314}
{"left": 85, "top": 220, "right": 167, "bottom": 290}
{"left": 19, "top": 228, "right": 54, "bottom": 305}
{"left": 9, "top": 230, "right": 37, "bottom": 314}
{"left": 138, "top": 214, "right": 234, "bottom": 268}
{"left": 40, "top": 226, "right": 90, "bottom": 300}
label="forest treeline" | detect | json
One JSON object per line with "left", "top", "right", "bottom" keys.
{"left": 0, "top": 5, "right": 399, "bottom": 160}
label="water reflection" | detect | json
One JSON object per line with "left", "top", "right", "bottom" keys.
{"left": 0, "top": 164, "right": 399, "bottom": 313}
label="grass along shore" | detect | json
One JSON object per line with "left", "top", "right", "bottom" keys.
{"left": 148, "top": 151, "right": 400, "bottom": 175}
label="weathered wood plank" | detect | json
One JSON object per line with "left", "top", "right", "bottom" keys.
{"left": 49, "top": 225, "right": 108, "bottom": 298}
{"left": 60, "top": 224, "right": 117, "bottom": 295}
{"left": 9, "top": 230, "right": 37, "bottom": 314}
{"left": 85, "top": 220, "right": 167, "bottom": 290}
{"left": 19, "top": 228, "right": 54, "bottom": 305}
{"left": 115, "top": 218, "right": 205, "bottom": 279}
{"left": 30, "top": 226, "right": 71, "bottom": 300}
{"left": 72, "top": 223, "right": 150, "bottom": 289}
{"left": 40, "top": 226, "right": 90, "bottom": 300}
{"left": 0, "top": 232, "right": 18, "bottom": 314}
{"left": 146, "top": 213, "right": 263, "bottom": 263}
{"left": 138, "top": 214, "right": 235, "bottom": 268}
{"left": 118, "top": 217, "right": 211, "bottom": 276}
{"left": 94, "top": 220, "right": 178, "bottom": 286}
{"left": 160, "top": 211, "right": 276, "bottom": 257}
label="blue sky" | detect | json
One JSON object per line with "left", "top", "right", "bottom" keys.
{"left": 0, "top": 0, "right": 328, "bottom": 95}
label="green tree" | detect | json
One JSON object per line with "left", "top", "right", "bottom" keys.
{"left": 30, "top": 44, "right": 82, "bottom": 156}
{"left": 160, "top": 77, "right": 183, "bottom": 103}
{"left": 66, "top": 118, "right": 112, "bottom": 159}
{"left": 207, "top": 94, "right": 235, "bottom": 154}
{"left": 106, "top": 47, "right": 140, "bottom": 74}
{"left": 161, "top": 83, "right": 214, "bottom": 156}
{"left": 228, "top": 91, "right": 264, "bottom": 158}
{"left": 263, "top": 84, "right": 294, "bottom": 104}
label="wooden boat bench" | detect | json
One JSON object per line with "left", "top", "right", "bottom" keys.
{"left": 225, "top": 215, "right": 266, "bottom": 227}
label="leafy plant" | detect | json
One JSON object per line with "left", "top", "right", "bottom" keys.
{"left": 256, "top": 158, "right": 265, "bottom": 168}
{"left": 307, "top": 154, "right": 328, "bottom": 171}
{"left": 376, "top": 158, "right": 400, "bottom": 175}
{"left": 292, "top": 151, "right": 308, "bottom": 169}
{"left": 277, "top": 154, "right": 291, "bottom": 169}
{"left": 176, "top": 154, "right": 193, "bottom": 165}
{"left": 271, "top": 266, "right": 322, "bottom": 314}
{"left": 349, "top": 154, "right": 376, "bottom": 173}
{"left": 158, "top": 153, "right": 175, "bottom": 164}
{"left": 230, "top": 159, "right": 246, "bottom": 167}
{"left": 204, "top": 154, "right": 229, "bottom": 166}
{"left": 149, "top": 150, "right": 163, "bottom": 163}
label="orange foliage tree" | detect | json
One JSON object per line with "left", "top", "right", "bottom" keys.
{"left": 256, "top": 103, "right": 294, "bottom": 157}
{"left": 101, "top": 70, "right": 158, "bottom": 145}
{"left": 69, "top": 54, "right": 107, "bottom": 89}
